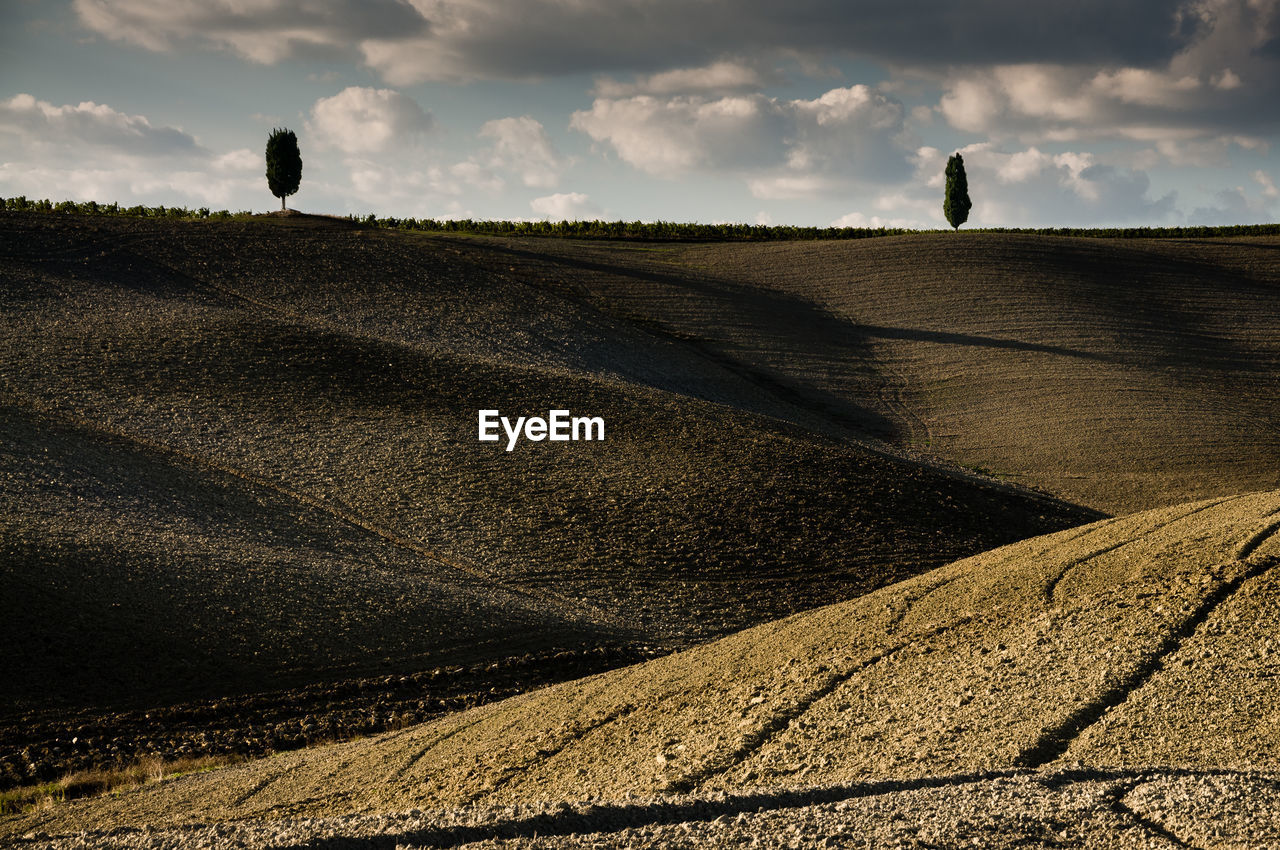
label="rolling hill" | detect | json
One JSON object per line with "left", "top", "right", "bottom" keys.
{"left": 456, "top": 231, "right": 1280, "bottom": 514}
{"left": 0, "top": 212, "right": 1094, "bottom": 787}
{"left": 2, "top": 210, "right": 1278, "bottom": 844}
{"left": 7, "top": 488, "right": 1278, "bottom": 846}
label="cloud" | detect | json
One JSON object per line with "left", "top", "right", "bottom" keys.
{"left": 1188, "top": 184, "right": 1277, "bottom": 223}
{"left": 307, "top": 87, "right": 432, "bottom": 155}
{"left": 212, "top": 148, "right": 259, "bottom": 172}
{"left": 863, "top": 144, "right": 1178, "bottom": 228}
{"left": 593, "top": 61, "right": 771, "bottom": 97}
{"left": 571, "top": 93, "right": 787, "bottom": 175}
{"left": 570, "top": 84, "right": 911, "bottom": 195}
{"left": 937, "top": 0, "right": 1280, "bottom": 144}
{"left": 74, "top": 0, "right": 1200, "bottom": 84}
{"left": 829, "top": 210, "right": 920, "bottom": 228}
{"left": 0, "top": 93, "right": 200, "bottom": 156}
{"left": 1255, "top": 169, "right": 1279, "bottom": 199}
{"left": 73, "top": 0, "right": 426, "bottom": 63}
{"left": 333, "top": 156, "right": 480, "bottom": 218}
{"left": 530, "top": 191, "right": 601, "bottom": 220}
{"left": 478, "top": 116, "right": 566, "bottom": 188}
{"left": 0, "top": 93, "right": 268, "bottom": 208}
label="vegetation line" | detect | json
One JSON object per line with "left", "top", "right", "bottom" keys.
{"left": 5, "top": 195, "right": 1279, "bottom": 242}
{"left": 1015, "top": 555, "right": 1279, "bottom": 769}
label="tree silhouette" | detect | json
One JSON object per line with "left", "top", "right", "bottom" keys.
{"left": 265, "top": 128, "right": 302, "bottom": 211}
{"left": 944, "top": 152, "right": 971, "bottom": 230}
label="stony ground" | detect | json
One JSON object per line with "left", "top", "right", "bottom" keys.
{"left": 6, "top": 490, "right": 1277, "bottom": 844}
{"left": 11, "top": 768, "right": 1280, "bottom": 848}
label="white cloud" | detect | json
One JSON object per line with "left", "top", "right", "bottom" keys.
{"left": 478, "top": 116, "right": 565, "bottom": 188}
{"left": 530, "top": 192, "right": 601, "bottom": 220}
{"left": 571, "top": 94, "right": 784, "bottom": 175}
{"left": 593, "top": 61, "right": 769, "bottom": 97}
{"left": 337, "top": 157, "right": 478, "bottom": 218}
{"left": 937, "top": 0, "right": 1280, "bottom": 144}
{"left": 1255, "top": 169, "right": 1279, "bottom": 199}
{"left": 570, "top": 84, "right": 911, "bottom": 196}
{"left": 746, "top": 174, "right": 831, "bottom": 200}
{"left": 0, "top": 93, "right": 268, "bottom": 209}
{"left": 0, "top": 93, "right": 200, "bottom": 156}
{"left": 212, "top": 148, "right": 259, "bottom": 172}
{"left": 449, "top": 160, "right": 504, "bottom": 193}
{"left": 0, "top": 161, "right": 259, "bottom": 209}
{"left": 307, "top": 87, "right": 432, "bottom": 154}
{"left": 829, "top": 210, "right": 920, "bottom": 228}
{"left": 864, "top": 144, "right": 1178, "bottom": 228}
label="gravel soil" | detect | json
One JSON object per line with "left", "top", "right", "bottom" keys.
{"left": 9, "top": 768, "right": 1280, "bottom": 848}
{"left": 6, "top": 491, "right": 1277, "bottom": 842}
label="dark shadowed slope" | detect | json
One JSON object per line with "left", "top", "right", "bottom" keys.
{"left": 0, "top": 213, "right": 1090, "bottom": 781}
{"left": 457, "top": 232, "right": 1280, "bottom": 513}
{"left": 7, "top": 489, "right": 1278, "bottom": 846}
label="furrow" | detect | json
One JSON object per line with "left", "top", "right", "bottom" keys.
{"left": 469, "top": 702, "right": 640, "bottom": 803}
{"left": 888, "top": 518, "right": 1115, "bottom": 634}
{"left": 230, "top": 761, "right": 300, "bottom": 808}
{"left": 385, "top": 714, "right": 492, "bottom": 784}
{"left": 1235, "top": 508, "right": 1280, "bottom": 560}
{"left": 1042, "top": 496, "right": 1245, "bottom": 605}
{"left": 1015, "top": 556, "right": 1279, "bottom": 769}
{"left": 669, "top": 621, "right": 967, "bottom": 794}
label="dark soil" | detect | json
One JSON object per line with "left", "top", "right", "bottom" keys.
{"left": 0, "top": 211, "right": 1119, "bottom": 787}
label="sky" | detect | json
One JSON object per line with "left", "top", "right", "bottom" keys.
{"left": 1, "top": 0, "right": 1278, "bottom": 228}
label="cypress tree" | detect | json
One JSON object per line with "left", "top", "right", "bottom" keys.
{"left": 944, "top": 152, "right": 971, "bottom": 230}
{"left": 265, "top": 128, "right": 302, "bottom": 211}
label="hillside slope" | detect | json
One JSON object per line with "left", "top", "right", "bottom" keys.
{"left": 9, "top": 489, "right": 1279, "bottom": 845}
{"left": 467, "top": 232, "right": 1280, "bottom": 513}
{"left": 0, "top": 213, "right": 1092, "bottom": 783}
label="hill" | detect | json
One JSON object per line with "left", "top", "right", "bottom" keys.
{"left": 0, "top": 212, "right": 1093, "bottom": 786}
{"left": 455, "top": 231, "right": 1280, "bottom": 513}
{"left": 7, "top": 489, "right": 1279, "bottom": 846}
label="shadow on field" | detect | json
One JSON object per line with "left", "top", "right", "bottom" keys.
{"left": 275, "top": 766, "right": 1272, "bottom": 849}
{"left": 852, "top": 323, "right": 1113, "bottom": 362}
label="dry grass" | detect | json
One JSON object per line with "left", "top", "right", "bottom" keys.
{"left": 0, "top": 754, "right": 240, "bottom": 816}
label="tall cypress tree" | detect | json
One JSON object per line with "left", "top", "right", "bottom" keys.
{"left": 944, "top": 152, "right": 971, "bottom": 230}
{"left": 265, "top": 128, "right": 302, "bottom": 211}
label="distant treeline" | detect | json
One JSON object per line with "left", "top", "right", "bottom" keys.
{"left": 2, "top": 196, "right": 249, "bottom": 221}
{"left": 5, "top": 195, "right": 1279, "bottom": 241}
